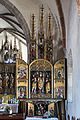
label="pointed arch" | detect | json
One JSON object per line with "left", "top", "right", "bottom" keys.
{"left": 56, "top": 0, "right": 66, "bottom": 48}
{"left": 0, "top": 0, "right": 30, "bottom": 44}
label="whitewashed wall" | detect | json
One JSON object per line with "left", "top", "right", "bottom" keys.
{"left": 67, "top": 0, "right": 80, "bottom": 118}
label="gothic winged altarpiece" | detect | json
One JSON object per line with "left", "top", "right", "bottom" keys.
{"left": 0, "top": 4, "right": 67, "bottom": 120}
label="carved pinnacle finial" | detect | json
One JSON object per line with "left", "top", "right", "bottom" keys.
{"left": 40, "top": 4, "right": 44, "bottom": 30}
{"left": 18, "top": 40, "right": 22, "bottom": 59}
{"left": 2, "top": 39, "right": 3, "bottom": 50}
{"left": 40, "top": 4, "right": 44, "bottom": 12}
{"left": 48, "top": 13, "right": 52, "bottom": 38}
{"left": 4, "top": 31, "right": 8, "bottom": 43}
{"left": 10, "top": 40, "right": 12, "bottom": 50}
{"left": 14, "top": 37, "right": 17, "bottom": 50}
{"left": 31, "top": 14, "right": 35, "bottom": 40}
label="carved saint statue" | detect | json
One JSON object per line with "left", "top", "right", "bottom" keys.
{"left": 29, "top": 107, "right": 33, "bottom": 116}
{"left": 46, "top": 82, "right": 50, "bottom": 94}
{"left": 0, "top": 74, "right": 2, "bottom": 94}
{"left": 10, "top": 74, "right": 14, "bottom": 88}
{"left": 32, "top": 78, "right": 37, "bottom": 94}
{"left": 5, "top": 74, "right": 9, "bottom": 87}
{"left": 38, "top": 77, "right": 44, "bottom": 93}
{"left": 0, "top": 74, "right": 2, "bottom": 88}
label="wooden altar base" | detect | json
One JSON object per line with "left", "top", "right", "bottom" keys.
{"left": 0, "top": 113, "right": 24, "bottom": 120}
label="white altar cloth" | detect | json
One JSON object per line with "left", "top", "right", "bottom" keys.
{"left": 25, "top": 117, "right": 58, "bottom": 120}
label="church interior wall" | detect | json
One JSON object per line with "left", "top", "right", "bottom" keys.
{"left": 67, "top": 0, "right": 80, "bottom": 119}
{"left": 0, "top": 0, "right": 80, "bottom": 119}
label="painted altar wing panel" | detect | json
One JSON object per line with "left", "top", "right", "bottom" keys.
{"left": 54, "top": 59, "right": 67, "bottom": 99}
{"left": 16, "top": 58, "right": 29, "bottom": 99}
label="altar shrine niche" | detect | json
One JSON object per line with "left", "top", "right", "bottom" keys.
{"left": 29, "top": 59, "right": 52, "bottom": 98}
{"left": 29, "top": 58, "right": 66, "bottom": 99}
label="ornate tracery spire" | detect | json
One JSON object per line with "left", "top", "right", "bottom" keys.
{"left": 48, "top": 13, "right": 52, "bottom": 39}
{"left": 46, "top": 13, "right": 53, "bottom": 63}
{"left": 4, "top": 31, "right": 8, "bottom": 43}
{"left": 9, "top": 40, "right": 12, "bottom": 62}
{"left": 30, "top": 14, "right": 36, "bottom": 62}
{"left": 2, "top": 39, "right": 3, "bottom": 51}
{"left": 40, "top": 4, "right": 44, "bottom": 33}
{"left": 38, "top": 4, "right": 45, "bottom": 59}
{"left": 31, "top": 14, "right": 35, "bottom": 41}
{"left": 18, "top": 40, "right": 22, "bottom": 59}
{"left": 1, "top": 40, "right": 4, "bottom": 62}
{"left": 14, "top": 37, "right": 17, "bottom": 50}
{"left": 4, "top": 31, "right": 9, "bottom": 50}
{"left": 10, "top": 40, "right": 12, "bottom": 50}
